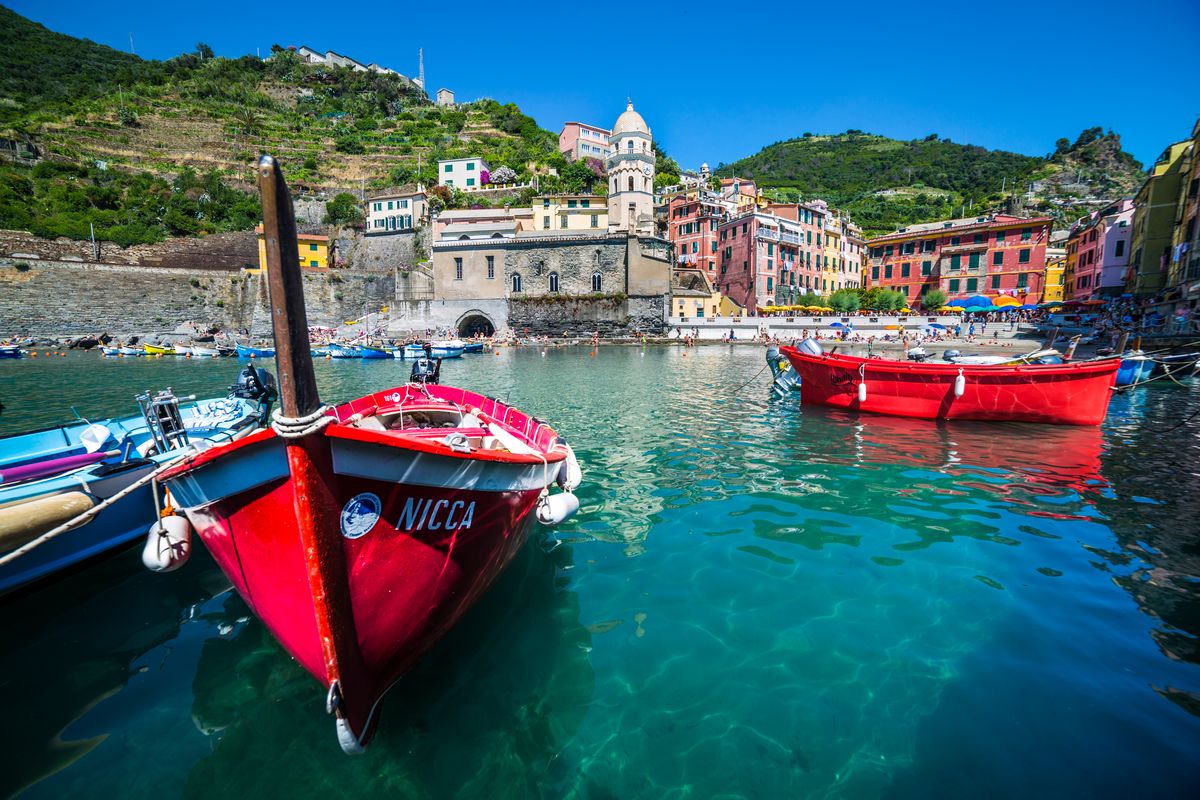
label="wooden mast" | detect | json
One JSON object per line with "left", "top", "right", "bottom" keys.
{"left": 256, "top": 155, "right": 370, "bottom": 753}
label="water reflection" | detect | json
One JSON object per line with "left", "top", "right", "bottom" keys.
{"left": 181, "top": 539, "right": 594, "bottom": 798}
{"left": 0, "top": 549, "right": 232, "bottom": 798}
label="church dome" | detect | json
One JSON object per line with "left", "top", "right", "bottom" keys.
{"left": 612, "top": 101, "right": 650, "bottom": 137}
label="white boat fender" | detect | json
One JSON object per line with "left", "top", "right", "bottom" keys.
{"left": 136, "top": 439, "right": 157, "bottom": 458}
{"left": 537, "top": 491, "right": 580, "bottom": 526}
{"left": 954, "top": 368, "right": 966, "bottom": 398}
{"left": 142, "top": 514, "right": 193, "bottom": 572}
{"left": 556, "top": 445, "right": 583, "bottom": 492}
{"left": 857, "top": 363, "right": 867, "bottom": 403}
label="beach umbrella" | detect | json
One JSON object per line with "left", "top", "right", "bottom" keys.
{"left": 829, "top": 322, "right": 844, "bottom": 328}
{"left": 1020, "top": 304, "right": 1038, "bottom": 310}
{"left": 963, "top": 295, "right": 991, "bottom": 307}
{"left": 994, "top": 296, "right": 1021, "bottom": 307}
{"left": 942, "top": 305, "right": 965, "bottom": 312}
{"left": 947, "top": 297, "right": 969, "bottom": 306}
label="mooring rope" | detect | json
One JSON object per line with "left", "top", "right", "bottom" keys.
{"left": 271, "top": 406, "right": 333, "bottom": 439}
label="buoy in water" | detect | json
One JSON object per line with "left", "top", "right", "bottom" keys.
{"left": 537, "top": 491, "right": 580, "bottom": 526}
{"left": 141, "top": 514, "right": 193, "bottom": 572}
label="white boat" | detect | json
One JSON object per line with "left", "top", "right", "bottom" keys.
{"left": 174, "top": 344, "right": 192, "bottom": 356}
{"left": 191, "top": 346, "right": 220, "bottom": 358}
{"left": 100, "top": 346, "right": 121, "bottom": 357}
{"left": 118, "top": 346, "right": 143, "bottom": 356}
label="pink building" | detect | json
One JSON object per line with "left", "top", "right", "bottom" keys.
{"left": 716, "top": 204, "right": 827, "bottom": 312}
{"left": 1067, "top": 199, "right": 1134, "bottom": 300}
{"left": 668, "top": 193, "right": 726, "bottom": 277}
{"left": 558, "top": 122, "right": 611, "bottom": 162}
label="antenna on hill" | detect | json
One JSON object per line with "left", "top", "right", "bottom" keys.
{"left": 129, "top": 33, "right": 135, "bottom": 54}
{"left": 418, "top": 48, "right": 425, "bottom": 90}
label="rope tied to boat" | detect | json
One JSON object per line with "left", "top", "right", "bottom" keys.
{"left": 0, "top": 460, "right": 177, "bottom": 568}
{"left": 271, "top": 405, "right": 333, "bottom": 439}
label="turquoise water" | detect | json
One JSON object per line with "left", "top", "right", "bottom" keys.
{"left": 1, "top": 347, "right": 1198, "bottom": 798}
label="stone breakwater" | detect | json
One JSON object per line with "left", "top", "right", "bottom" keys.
{"left": 0, "top": 259, "right": 394, "bottom": 337}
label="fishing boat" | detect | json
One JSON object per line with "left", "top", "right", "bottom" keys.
{"left": 403, "top": 341, "right": 465, "bottom": 359}
{"left": 329, "top": 343, "right": 361, "bottom": 359}
{"left": 781, "top": 340, "right": 1119, "bottom": 425}
{"left": 143, "top": 343, "right": 176, "bottom": 356}
{"left": 1114, "top": 353, "right": 1155, "bottom": 387}
{"left": 154, "top": 156, "right": 583, "bottom": 752}
{"left": 0, "top": 367, "right": 275, "bottom": 594}
{"left": 463, "top": 342, "right": 485, "bottom": 354}
{"left": 357, "top": 344, "right": 392, "bottom": 359}
{"left": 191, "top": 345, "right": 220, "bottom": 358}
{"left": 1150, "top": 351, "right": 1200, "bottom": 378}
{"left": 0, "top": 345, "right": 22, "bottom": 359}
{"left": 118, "top": 346, "right": 143, "bottom": 356}
{"left": 174, "top": 344, "right": 193, "bottom": 356}
{"left": 100, "top": 346, "right": 120, "bottom": 357}
{"left": 236, "top": 343, "right": 276, "bottom": 358}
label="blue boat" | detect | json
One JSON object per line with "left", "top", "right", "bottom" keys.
{"left": 1115, "top": 353, "right": 1155, "bottom": 387}
{"left": 358, "top": 345, "right": 392, "bottom": 359}
{"left": 463, "top": 342, "right": 485, "bottom": 354}
{"left": 236, "top": 342, "right": 276, "bottom": 358}
{"left": 0, "top": 345, "right": 23, "bottom": 359}
{"left": 0, "top": 368, "right": 275, "bottom": 593}
{"left": 403, "top": 341, "right": 465, "bottom": 359}
{"left": 328, "top": 343, "right": 361, "bottom": 358}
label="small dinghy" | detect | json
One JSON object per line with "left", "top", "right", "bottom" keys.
{"left": 155, "top": 157, "right": 583, "bottom": 753}
{"left": 236, "top": 343, "right": 276, "bottom": 358}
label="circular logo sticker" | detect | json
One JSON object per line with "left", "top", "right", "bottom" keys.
{"left": 340, "top": 493, "right": 382, "bottom": 539}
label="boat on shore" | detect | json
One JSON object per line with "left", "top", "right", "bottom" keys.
{"left": 190, "top": 345, "right": 220, "bottom": 358}
{"left": 118, "top": 346, "right": 142, "bottom": 356}
{"left": 174, "top": 344, "right": 193, "bottom": 356}
{"left": 781, "top": 341, "right": 1119, "bottom": 425}
{"left": 143, "top": 344, "right": 176, "bottom": 356}
{"left": 329, "top": 343, "right": 361, "bottom": 359}
{"left": 0, "top": 344, "right": 22, "bottom": 359}
{"left": 0, "top": 368, "right": 274, "bottom": 594}
{"left": 155, "top": 156, "right": 583, "bottom": 752}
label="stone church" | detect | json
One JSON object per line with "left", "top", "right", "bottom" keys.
{"left": 395, "top": 102, "right": 673, "bottom": 338}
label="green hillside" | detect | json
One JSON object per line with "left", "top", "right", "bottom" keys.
{"left": 717, "top": 130, "right": 1144, "bottom": 236}
{"left": 0, "top": 6, "right": 582, "bottom": 246}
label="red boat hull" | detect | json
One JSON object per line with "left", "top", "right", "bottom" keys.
{"left": 781, "top": 347, "right": 1118, "bottom": 425}
{"left": 159, "top": 385, "right": 568, "bottom": 750}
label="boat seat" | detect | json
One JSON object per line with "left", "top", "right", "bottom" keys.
{"left": 395, "top": 427, "right": 490, "bottom": 439}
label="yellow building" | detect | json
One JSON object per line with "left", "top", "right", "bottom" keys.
{"left": 671, "top": 269, "right": 726, "bottom": 319}
{"left": 531, "top": 195, "right": 607, "bottom": 233}
{"left": 1043, "top": 253, "right": 1066, "bottom": 303}
{"left": 255, "top": 226, "right": 331, "bottom": 271}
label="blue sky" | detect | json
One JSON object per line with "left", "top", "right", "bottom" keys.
{"left": 11, "top": 0, "right": 1200, "bottom": 171}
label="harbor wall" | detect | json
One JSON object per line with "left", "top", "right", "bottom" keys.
{"left": 0, "top": 259, "right": 394, "bottom": 337}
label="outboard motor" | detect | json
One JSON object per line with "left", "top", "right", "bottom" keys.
{"left": 906, "top": 346, "right": 928, "bottom": 362}
{"left": 230, "top": 365, "right": 278, "bottom": 426}
{"left": 409, "top": 343, "right": 441, "bottom": 385}
{"left": 943, "top": 349, "right": 962, "bottom": 362}
{"left": 797, "top": 338, "right": 823, "bottom": 357}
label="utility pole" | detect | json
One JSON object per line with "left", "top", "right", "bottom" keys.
{"left": 89, "top": 222, "right": 98, "bottom": 261}
{"left": 129, "top": 33, "right": 135, "bottom": 54}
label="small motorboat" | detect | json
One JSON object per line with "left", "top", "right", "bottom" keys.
{"left": 781, "top": 339, "right": 1119, "bottom": 425}
{"left": 0, "top": 366, "right": 275, "bottom": 593}
{"left": 0, "top": 345, "right": 23, "bottom": 359}
{"left": 143, "top": 343, "right": 176, "bottom": 356}
{"left": 174, "top": 344, "right": 193, "bottom": 356}
{"left": 329, "top": 343, "right": 361, "bottom": 359}
{"left": 236, "top": 343, "right": 276, "bottom": 358}
{"left": 118, "top": 346, "right": 143, "bottom": 356}
{"left": 404, "top": 341, "right": 464, "bottom": 359}
{"left": 357, "top": 344, "right": 392, "bottom": 359}
{"left": 100, "top": 346, "right": 120, "bottom": 357}
{"left": 1114, "top": 352, "right": 1155, "bottom": 388}
{"left": 191, "top": 345, "right": 220, "bottom": 358}
{"left": 155, "top": 156, "right": 583, "bottom": 753}
{"left": 463, "top": 342, "right": 485, "bottom": 354}
{"left": 1150, "top": 351, "right": 1200, "bottom": 379}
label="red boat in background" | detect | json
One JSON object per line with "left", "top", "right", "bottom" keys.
{"left": 781, "top": 344, "right": 1119, "bottom": 425}
{"left": 156, "top": 157, "right": 582, "bottom": 753}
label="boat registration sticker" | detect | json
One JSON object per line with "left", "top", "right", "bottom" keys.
{"left": 340, "top": 493, "right": 382, "bottom": 539}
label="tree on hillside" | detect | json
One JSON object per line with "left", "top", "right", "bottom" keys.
{"left": 324, "top": 192, "right": 362, "bottom": 226}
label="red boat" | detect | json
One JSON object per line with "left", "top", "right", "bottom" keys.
{"left": 781, "top": 345, "right": 1119, "bottom": 425}
{"left": 155, "top": 157, "right": 582, "bottom": 752}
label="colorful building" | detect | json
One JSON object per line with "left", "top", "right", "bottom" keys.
{"left": 1043, "top": 252, "right": 1066, "bottom": 303}
{"left": 559, "top": 122, "right": 611, "bottom": 162}
{"left": 255, "top": 226, "right": 331, "bottom": 270}
{"left": 865, "top": 213, "right": 1052, "bottom": 307}
{"left": 1164, "top": 118, "right": 1200, "bottom": 315}
{"left": 365, "top": 187, "right": 427, "bottom": 234}
{"left": 667, "top": 192, "right": 727, "bottom": 277}
{"left": 1065, "top": 199, "right": 1134, "bottom": 300}
{"left": 437, "top": 157, "right": 491, "bottom": 189}
{"left": 716, "top": 204, "right": 827, "bottom": 312}
{"left": 1129, "top": 140, "right": 1190, "bottom": 297}
{"left": 670, "top": 269, "right": 724, "bottom": 320}
{"left": 531, "top": 195, "right": 608, "bottom": 233}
